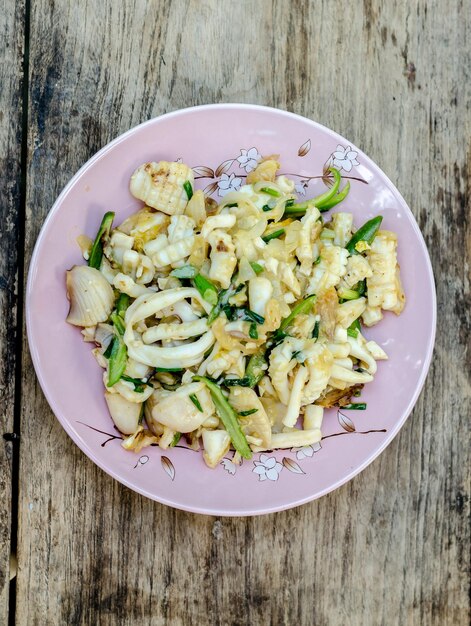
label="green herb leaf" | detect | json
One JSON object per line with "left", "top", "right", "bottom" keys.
{"left": 239, "top": 408, "right": 258, "bottom": 417}
{"left": 262, "top": 228, "right": 285, "bottom": 243}
{"left": 183, "top": 180, "right": 193, "bottom": 200}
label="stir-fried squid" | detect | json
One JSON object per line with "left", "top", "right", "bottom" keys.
{"left": 66, "top": 157, "right": 405, "bottom": 468}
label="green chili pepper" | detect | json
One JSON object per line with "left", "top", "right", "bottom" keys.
{"left": 116, "top": 293, "right": 130, "bottom": 318}
{"left": 88, "top": 211, "right": 114, "bottom": 269}
{"left": 347, "top": 318, "right": 361, "bottom": 338}
{"left": 346, "top": 216, "right": 383, "bottom": 255}
{"left": 189, "top": 393, "right": 203, "bottom": 412}
{"left": 239, "top": 408, "right": 258, "bottom": 417}
{"left": 312, "top": 320, "right": 320, "bottom": 340}
{"left": 260, "top": 186, "right": 281, "bottom": 197}
{"left": 284, "top": 168, "right": 343, "bottom": 216}
{"left": 193, "top": 274, "right": 219, "bottom": 306}
{"left": 110, "top": 311, "right": 125, "bottom": 336}
{"left": 245, "top": 352, "right": 267, "bottom": 387}
{"left": 170, "top": 432, "right": 182, "bottom": 447}
{"left": 250, "top": 262, "right": 264, "bottom": 274}
{"left": 107, "top": 336, "right": 127, "bottom": 387}
{"left": 249, "top": 322, "right": 258, "bottom": 339}
{"left": 316, "top": 180, "right": 350, "bottom": 211}
{"left": 183, "top": 180, "right": 193, "bottom": 200}
{"left": 171, "top": 264, "right": 198, "bottom": 279}
{"left": 342, "top": 402, "right": 367, "bottom": 410}
{"left": 262, "top": 228, "right": 285, "bottom": 243}
{"left": 193, "top": 376, "right": 252, "bottom": 459}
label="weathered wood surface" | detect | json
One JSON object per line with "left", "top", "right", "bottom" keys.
{"left": 0, "top": 0, "right": 25, "bottom": 623}
{"left": 10, "top": 0, "right": 471, "bottom": 624}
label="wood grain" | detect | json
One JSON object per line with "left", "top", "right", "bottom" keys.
{"left": 14, "top": 0, "right": 470, "bottom": 624}
{"left": 0, "top": 0, "right": 25, "bottom": 623}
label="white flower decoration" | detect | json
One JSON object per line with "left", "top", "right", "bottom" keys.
{"left": 253, "top": 454, "right": 283, "bottom": 482}
{"left": 295, "top": 181, "right": 308, "bottom": 196}
{"left": 236, "top": 147, "right": 261, "bottom": 172}
{"left": 217, "top": 173, "right": 242, "bottom": 197}
{"left": 221, "top": 458, "right": 237, "bottom": 475}
{"left": 292, "top": 445, "right": 314, "bottom": 460}
{"left": 331, "top": 145, "right": 359, "bottom": 172}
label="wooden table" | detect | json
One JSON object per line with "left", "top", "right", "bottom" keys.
{"left": 1, "top": 1, "right": 469, "bottom": 624}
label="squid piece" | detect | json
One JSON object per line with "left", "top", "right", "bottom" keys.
{"left": 129, "top": 161, "right": 194, "bottom": 215}
{"left": 66, "top": 265, "right": 115, "bottom": 327}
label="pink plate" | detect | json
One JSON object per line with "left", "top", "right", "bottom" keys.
{"left": 26, "top": 104, "right": 436, "bottom": 516}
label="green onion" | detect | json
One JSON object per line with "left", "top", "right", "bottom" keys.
{"left": 224, "top": 202, "right": 238, "bottom": 208}
{"left": 223, "top": 377, "right": 251, "bottom": 387}
{"left": 312, "top": 320, "right": 320, "bottom": 340}
{"left": 153, "top": 367, "right": 184, "bottom": 373}
{"left": 170, "top": 432, "right": 182, "bottom": 447}
{"left": 337, "top": 288, "right": 360, "bottom": 301}
{"left": 193, "top": 376, "right": 252, "bottom": 459}
{"left": 279, "top": 295, "right": 316, "bottom": 334}
{"left": 314, "top": 255, "right": 322, "bottom": 265}
{"left": 346, "top": 216, "right": 383, "bottom": 255}
{"left": 342, "top": 403, "right": 367, "bottom": 410}
{"left": 260, "top": 186, "right": 281, "bottom": 197}
{"left": 285, "top": 198, "right": 295, "bottom": 208}
{"left": 355, "top": 279, "right": 367, "bottom": 297}
{"left": 347, "top": 319, "right": 361, "bottom": 338}
{"left": 193, "top": 274, "right": 219, "bottom": 306}
{"left": 189, "top": 393, "right": 203, "bottom": 412}
{"left": 88, "top": 211, "right": 114, "bottom": 269}
{"left": 171, "top": 264, "right": 198, "bottom": 279}
{"left": 250, "top": 262, "right": 264, "bottom": 274}
{"left": 262, "top": 228, "right": 285, "bottom": 243}
{"left": 262, "top": 204, "right": 273, "bottom": 212}
{"left": 183, "top": 180, "right": 193, "bottom": 200}
{"left": 241, "top": 309, "right": 265, "bottom": 325}
{"left": 249, "top": 322, "right": 258, "bottom": 339}
{"left": 120, "top": 374, "right": 152, "bottom": 393}
{"left": 239, "top": 408, "right": 258, "bottom": 417}
{"left": 110, "top": 311, "right": 126, "bottom": 336}
{"left": 116, "top": 293, "right": 130, "bottom": 318}
{"left": 107, "top": 336, "right": 127, "bottom": 387}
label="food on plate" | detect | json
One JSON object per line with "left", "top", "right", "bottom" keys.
{"left": 66, "top": 156, "right": 405, "bottom": 468}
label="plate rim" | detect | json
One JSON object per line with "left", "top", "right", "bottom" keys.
{"left": 25, "top": 103, "right": 437, "bottom": 516}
